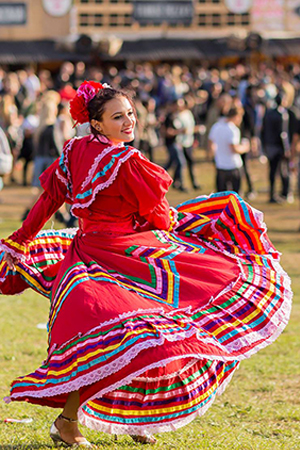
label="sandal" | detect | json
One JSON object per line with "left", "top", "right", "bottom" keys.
{"left": 50, "top": 414, "right": 93, "bottom": 447}
{"left": 130, "top": 432, "right": 157, "bottom": 445}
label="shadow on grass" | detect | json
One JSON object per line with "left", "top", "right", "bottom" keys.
{"left": 0, "top": 442, "right": 117, "bottom": 449}
{"left": 0, "top": 446, "right": 52, "bottom": 450}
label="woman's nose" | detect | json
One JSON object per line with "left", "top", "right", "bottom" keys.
{"left": 125, "top": 115, "right": 134, "bottom": 125}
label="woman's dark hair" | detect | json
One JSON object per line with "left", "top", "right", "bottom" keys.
{"left": 88, "top": 87, "right": 136, "bottom": 138}
{"left": 226, "top": 107, "right": 240, "bottom": 119}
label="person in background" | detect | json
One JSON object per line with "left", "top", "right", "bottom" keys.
{"left": 54, "top": 102, "right": 75, "bottom": 151}
{"left": 31, "top": 91, "right": 61, "bottom": 191}
{"left": 22, "top": 91, "right": 62, "bottom": 220}
{"left": 0, "top": 75, "right": 23, "bottom": 183}
{"left": 73, "top": 61, "right": 87, "bottom": 89}
{"left": 55, "top": 101, "right": 77, "bottom": 226}
{"left": 163, "top": 100, "right": 188, "bottom": 192}
{"left": 138, "top": 98, "right": 159, "bottom": 162}
{"left": 55, "top": 61, "right": 75, "bottom": 90}
{"left": 240, "top": 87, "right": 258, "bottom": 199}
{"left": 204, "top": 92, "right": 232, "bottom": 154}
{"left": 18, "top": 114, "right": 39, "bottom": 186}
{"left": 261, "top": 92, "right": 299, "bottom": 203}
{"left": 24, "top": 65, "right": 41, "bottom": 104}
{"left": 0, "top": 124, "right": 12, "bottom": 200}
{"left": 208, "top": 107, "right": 250, "bottom": 194}
{"left": 177, "top": 96, "right": 201, "bottom": 190}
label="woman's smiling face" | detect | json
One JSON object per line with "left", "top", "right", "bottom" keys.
{"left": 92, "top": 96, "right": 136, "bottom": 145}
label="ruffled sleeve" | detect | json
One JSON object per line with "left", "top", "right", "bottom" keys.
{"left": 0, "top": 191, "right": 65, "bottom": 261}
{"left": 40, "top": 140, "right": 73, "bottom": 203}
{"left": 0, "top": 148, "right": 72, "bottom": 261}
{"left": 0, "top": 139, "right": 76, "bottom": 260}
{"left": 118, "top": 156, "right": 172, "bottom": 230}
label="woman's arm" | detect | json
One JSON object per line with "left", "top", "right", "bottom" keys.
{"left": 143, "top": 197, "right": 170, "bottom": 230}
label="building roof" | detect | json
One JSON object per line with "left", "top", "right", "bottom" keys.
{"left": 108, "top": 39, "right": 205, "bottom": 61}
{"left": 263, "top": 38, "right": 300, "bottom": 57}
{"left": 1, "top": 37, "right": 300, "bottom": 64}
{"left": 0, "top": 40, "right": 90, "bottom": 64}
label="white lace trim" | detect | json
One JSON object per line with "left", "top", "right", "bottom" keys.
{"left": 54, "top": 137, "right": 80, "bottom": 201}
{"left": 55, "top": 168, "right": 68, "bottom": 188}
{"left": 9, "top": 282, "right": 291, "bottom": 403}
{"left": 133, "top": 357, "right": 198, "bottom": 382}
{"left": 77, "top": 357, "right": 239, "bottom": 436}
{"left": 63, "top": 138, "right": 78, "bottom": 200}
{"left": 36, "top": 228, "right": 78, "bottom": 238}
{"left": 0, "top": 227, "right": 80, "bottom": 268}
{"left": 72, "top": 149, "right": 142, "bottom": 211}
{"left": 0, "top": 242, "right": 27, "bottom": 262}
{"left": 176, "top": 192, "right": 279, "bottom": 259}
{"left": 5, "top": 196, "right": 293, "bottom": 424}
{"left": 47, "top": 306, "right": 164, "bottom": 358}
{"left": 81, "top": 142, "right": 125, "bottom": 189}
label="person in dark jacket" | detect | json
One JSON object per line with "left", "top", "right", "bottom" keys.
{"left": 261, "top": 92, "right": 299, "bottom": 203}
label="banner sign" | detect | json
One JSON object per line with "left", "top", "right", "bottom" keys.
{"left": 286, "top": 0, "right": 300, "bottom": 31}
{"left": 133, "top": 1, "right": 194, "bottom": 25}
{"left": 42, "top": 0, "right": 72, "bottom": 17}
{"left": 252, "top": 0, "right": 284, "bottom": 31}
{"left": 0, "top": 3, "right": 26, "bottom": 26}
{"left": 225, "top": 0, "right": 252, "bottom": 14}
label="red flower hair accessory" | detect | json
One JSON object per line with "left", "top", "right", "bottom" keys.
{"left": 69, "top": 80, "right": 111, "bottom": 125}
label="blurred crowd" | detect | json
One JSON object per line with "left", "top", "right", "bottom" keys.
{"left": 1, "top": 59, "right": 300, "bottom": 225}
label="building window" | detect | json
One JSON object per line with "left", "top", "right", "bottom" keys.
{"left": 79, "top": 13, "right": 89, "bottom": 26}
{"left": 109, "top": 13, "right": 118, "bottom": 25}
{"left": 124, "top": 13, "right": 131, "bottom": 26}
{"left": 212, "top": 13, "right": 221, "bottom": 27}
{"left": 241, "top": 13, "right": 250, "bottom": 25}
{"left": 95, "top": 13, "right": 103, "bottom": 26}
{"left": 76, "top": 0, "right": 249, "bottom": 30}
{"left": 198, "top": 13, "right": 206, "bottom": 26}
{"left": 197, "top": 0, "right": 221, "bottom": 3}
{"left": 227, "top": 12, "right": 235, "bottom": 25}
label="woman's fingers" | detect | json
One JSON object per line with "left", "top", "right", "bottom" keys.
{"left": 3, "top": 252, "right": 18, "bottom": 270}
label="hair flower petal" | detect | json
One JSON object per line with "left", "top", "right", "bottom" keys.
{"left": 69, "top": 80, "right": 109, "bottom": 125}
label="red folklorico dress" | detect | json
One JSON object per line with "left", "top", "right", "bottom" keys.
{"left": 0, "top": 135, "right": 292, "bottom": 436}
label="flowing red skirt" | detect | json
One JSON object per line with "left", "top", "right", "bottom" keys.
{"left": 0, "top": 192, "right": 292, "bottom": 435}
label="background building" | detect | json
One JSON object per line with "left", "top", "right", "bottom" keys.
{"left": 1, "top": 0, "right": 300, "bottom": 66}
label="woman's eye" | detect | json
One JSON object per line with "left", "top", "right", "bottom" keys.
{"left": 114, "top": 115, "right": 122, "bottom": 120}
{"left": 128, "top": 111, "right": 134, "bottom": 116}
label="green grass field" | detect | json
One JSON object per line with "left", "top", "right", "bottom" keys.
{"left": 0, "top": 154, "right": 299, "bottom": 449}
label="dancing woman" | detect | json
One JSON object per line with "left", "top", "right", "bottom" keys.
{"left": 0, "top": 81, "right": 292, "bottom": 447}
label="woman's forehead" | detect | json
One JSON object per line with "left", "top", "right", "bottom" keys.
{"left": 103, "top": 96, "right": 132, "bottom": 114}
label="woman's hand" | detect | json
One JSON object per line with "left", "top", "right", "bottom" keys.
{"left": 3, "top": 252, "right": 19, "bottom": 270}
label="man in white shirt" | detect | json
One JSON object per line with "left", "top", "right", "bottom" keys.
{"left": 208, "top": 107, "right": 249, "bottom": 193}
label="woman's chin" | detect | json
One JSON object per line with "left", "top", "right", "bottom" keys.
{"left": 123, "top": 134, "right": 135, "bottom": 142}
